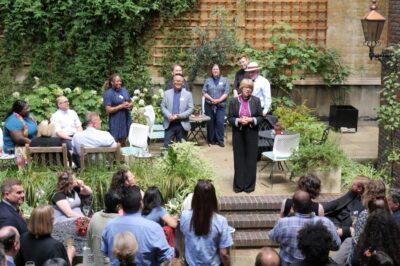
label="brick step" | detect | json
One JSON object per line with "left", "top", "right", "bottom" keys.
{"left": 232, "top": 229, "right": 278, "bottom": 248}
{"left": 225, "top": 213, "right": 280, "bottom": 229}
{"left": 219, "top": 194, "right": 340, "bottom": 211}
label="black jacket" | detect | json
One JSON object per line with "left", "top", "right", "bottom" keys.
{"left": 0, "top": 201, "right": 27, "bottom": 234}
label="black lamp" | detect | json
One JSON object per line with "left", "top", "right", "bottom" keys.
{"left": 361, "top": 0, "right": 386, "bottom": 60}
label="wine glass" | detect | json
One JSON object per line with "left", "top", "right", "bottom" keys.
{"left": 25, "top": 261, "right": 35, "bottom": 266}
{"left": 82, "top": 205, "right": 91, "bottom": 216}
{"left": 66, "top": 235, "right": 74, "bottom": 247}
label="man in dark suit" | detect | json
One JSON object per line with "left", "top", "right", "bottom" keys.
{"left": 161, "top": 74, "right": 194, "bottom": 148}
{"left": 323, "top": 175, "right": 369, "bottom": 240}
{"left": 0, "top": 180, "right": 27, "bottom": 235}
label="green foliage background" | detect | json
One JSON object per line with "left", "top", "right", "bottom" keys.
{"left": 0, "top": 0, "right": 197, "bottom": 101}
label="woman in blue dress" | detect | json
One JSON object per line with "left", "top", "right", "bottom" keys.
{"left": 103, "top": 74, "right": 133, "bottom": 146}
{"left": 3, "top": 100, "right": 37, "bottom": 153}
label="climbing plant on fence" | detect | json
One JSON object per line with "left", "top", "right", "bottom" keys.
{"left": 0, "top": 0, "right": 197, "bottom": 102}
{"left": 377, "top": 44, "right": 400, "bottom": 183}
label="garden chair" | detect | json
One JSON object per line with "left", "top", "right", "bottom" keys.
{"left": 260, "top": 133, "right": 300, "bottom": 184}
{"left": 144, "top": 105, "right": 164, "bottom": 142}
{"left": 25, "top": 143, "right": 69, "bottom": 169}
{"left": 79, "top": 143, "right": 121, "bottom": 171}
{"left": 121, "top": 123, "right": 149, "bottom": 156}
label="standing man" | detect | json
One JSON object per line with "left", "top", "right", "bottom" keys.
{"left": 0, "top": 180, "right": 27, "bottom": 235}
{"left": 102, "top": 186, "right": 174, "bottom": 266}
{"left": 233, "top": 55, "right": 249, "bottom": 97}
{"left": 161, "top": 74, "right": 194, "bottom": 148}
{"left": 0, "top": 226, "right": 20, "bottom": 266}
{"left": 50, "top": 96, "right": 82, "bottom": 155}
{"left": 245, "top": 62, "right": 271, "bottom": 116}
{"left": 268, "top": 190, "right": 340, "bottom": 265}
{"left": 164, "top": 64, "right": 190, "bottom": 91}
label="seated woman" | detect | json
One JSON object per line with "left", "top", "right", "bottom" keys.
{"left": 15, "top": 205, "right": 75, "bottom": 266}
{"left": 30, "top": 120, "right": 62, "bottom": 147}
{"left": 142, "top": 186, "right": 178, "bottom": 228}
{"left": 280, "top": 173, "right": 324, "bottom": 217}
{"left": 52, "top": 171, "right": 92, "bottom": 224}
{"left": 3, "top": 100, "right": 37, "bottom": 153}
{"left": 113, "top": 231, "right": 138, "bottom": 266}
{"left": 180, "top": 180, "right": 233, "bottom": 266}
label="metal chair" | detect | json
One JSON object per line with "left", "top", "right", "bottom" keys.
{"left": 121, "top": 123, "right": 149, "bottom": 156}
{"left": 144, "top": 105, "right": 165, "bottom": 142}
{"left": 260, "top": 133, "right": 300, "bottom": 183}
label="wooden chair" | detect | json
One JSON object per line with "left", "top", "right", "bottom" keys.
{"left": 25, "top": 143, "right": 69, "bottom": 169}
{"left": 79, "top": 143, "right": 121, "bottom": 171}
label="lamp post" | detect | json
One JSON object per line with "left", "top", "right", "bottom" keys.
{"left": 361, "top": 0, "right": 387, "bottom": 61}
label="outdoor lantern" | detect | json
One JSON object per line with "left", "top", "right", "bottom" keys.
{"left": 361, "top": 0, "right": 386, "bottom": 60}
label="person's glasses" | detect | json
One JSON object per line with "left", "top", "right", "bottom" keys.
{"left": 61, "top": 100, "right": 69, "bottom": 104}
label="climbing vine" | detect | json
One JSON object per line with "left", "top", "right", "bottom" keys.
{"left": 0, "top": 0, "right": 197, "bottom": 99}
{"left": 377, "top": 44, "right": 400, "bottom": 182}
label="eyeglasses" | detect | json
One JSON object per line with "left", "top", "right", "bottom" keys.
{"left": 60, "top": 100, "right": 69, "bottom": 104}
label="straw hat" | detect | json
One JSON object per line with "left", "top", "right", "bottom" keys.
{"left": 245, "top": 62, "right": 261, "bottom": 72}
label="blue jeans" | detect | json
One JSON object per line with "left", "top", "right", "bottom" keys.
{"left": 204, "top": 103, "right": 225, "bottom": 144}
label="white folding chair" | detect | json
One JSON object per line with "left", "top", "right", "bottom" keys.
{"left": 121, "top": 123, "right": 149, "bottom": 156}
{"left": 0, "top": 128, "right": 3, "bottom": 150}
{"left": 144, "top": 105, "right": 164, "bottom": 141}
{"left": 260, "top": 133, "right": 300, "bottom": 182}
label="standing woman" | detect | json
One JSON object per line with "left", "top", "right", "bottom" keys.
{"left": 180, "top": 180, "right": 233, "bottom": 266}
{"left": 103, "top": 74, "right": 133, "bottom": 146}
{"left": 3, "top": 100, "right": 37, "bottom": 153}
{"left": 228, "top": 79, "right": 263, "bottom": 193}
{"left": 202, "top": 64, "right": 230, "bottom": 147}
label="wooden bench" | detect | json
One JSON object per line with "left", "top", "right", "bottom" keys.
{"left": 25, "top": 143, "right": 69, "bottom": 169}
{"left": 79, "top": 143, "right": 121, "bottom": 171}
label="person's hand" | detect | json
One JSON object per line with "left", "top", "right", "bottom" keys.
{"left": 336, "top": 227, "right": 343, "bottom": 236}
{"left": 239, "top": 117, "right": 249, "bottom": 125}
{"left": 350, "top": 226, "right": 355, "bottom": 236}
{"left": 168, "top": 114, "right": 178, "bottom": 121}
{"left": 67, "top": 245, "right": 76, "bottom": 258}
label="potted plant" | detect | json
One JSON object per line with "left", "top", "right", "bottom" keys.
{"left": 290, "top": 142, "right": 347, "bottom": 193}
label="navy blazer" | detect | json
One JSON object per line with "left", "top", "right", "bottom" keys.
{"left": 0, "top": 201, "right": 27, "bottom": 234}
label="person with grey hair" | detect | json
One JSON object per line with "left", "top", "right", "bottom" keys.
{"left": 71, "top": 112, "right": 116, "bottom": 167}
{"left": 388, "top": 187, "right": 400, "bottom": 224}
{"left": 255, "top": 247, "right": 280, "bottom": 266}
{"left": 0, "top": 226, "right": 20, "bottom": 266}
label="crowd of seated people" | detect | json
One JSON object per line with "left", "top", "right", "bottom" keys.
{"left": 2, "top": 167, "right": 400, "bottom": 266}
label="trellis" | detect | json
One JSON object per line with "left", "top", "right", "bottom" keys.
{"left": 151, "top": 0, "right": 328, "bottom": 66}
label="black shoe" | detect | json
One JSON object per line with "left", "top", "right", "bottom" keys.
{"left": 234, "top": 189, "right": 243, "bottom": 193}
{"left": 208, "top": 142, "right": 216, "bottom": 145}
{"left": 218, "top": 142, "right": 225, "bottom": 147}
{"left": 244, "top": 190, "right": 254, "bottom": 193}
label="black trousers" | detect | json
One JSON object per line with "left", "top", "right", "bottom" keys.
{"left": 232, "top": 126, "right": 259, "bottom": 192}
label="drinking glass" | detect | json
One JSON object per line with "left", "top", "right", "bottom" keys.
{"left": 82, "top": 205, "right": 91, "bottom": 216}
{"left": 351, "top": 210, "right": 359, "bottom": 224}
{"left": 66, "top": 236, "right": 74, "bottom": 247}
{"left": 25, "top": 262, "right": 35, "bottom": 266}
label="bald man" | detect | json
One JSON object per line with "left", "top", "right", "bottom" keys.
{"left": 255, "top": 247, "right": 280, "bottom": 266}
{"left": 0, "top": 226, "right": 20, "bottom": 266}
{"left": 268, "top": 191, "right": 340, "bottom": 265}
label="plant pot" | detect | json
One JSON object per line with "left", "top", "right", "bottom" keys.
{"left": 329, "top": 105, "right": 358, "bottom": 131}
{"left": 310, "top": 167, "right": 342, "bottom": 194}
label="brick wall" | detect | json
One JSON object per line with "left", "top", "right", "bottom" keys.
{"left": 388, "top": 0, "right": 400, "bottom": 44}
{"left": 379, "top": 0, "right": 400, "bottom": 186}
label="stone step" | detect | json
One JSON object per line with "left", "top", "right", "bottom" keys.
{"left": 233, "top": 230, "right": 278, "bottom": 248}
{"left": 225, "top": 213, "right": 280, "bottom": 229}
{"left": 219, "top": 194, "right": 341, "bottom": 211}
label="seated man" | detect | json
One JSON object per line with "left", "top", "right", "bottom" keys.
{"left": 50, "top": 96, "right": 82, "bottom": 159}
{"left": 388, "top": 187, "right": 400, "bottom": 225}
{"left": 0, "top": 226, "right": 20, "bottom": 266}
{"left": 322, "top": 175, "right": 369, "bottom": 240}
{"left": 72, "top": 112, "right": 116, "bottom": 167}
{"left": 255, "top": 247, "right": 280, "bottom": 266}
{"left": 102, "top": 186, "right": 174, "bottom": 265}
{"left": 268, "top": 190, "right": 340, "bottom": 265}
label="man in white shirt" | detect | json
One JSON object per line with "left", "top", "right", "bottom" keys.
{"left": 50, "top": 96, "right": 82, "bottom": 156}
{"left": 72, "top": 112, "right": 116, "bottom": 167}
{"left": 245, "top": 62, "right": 272, "bottom": 116}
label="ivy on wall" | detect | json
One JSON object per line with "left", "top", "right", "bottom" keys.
{"left": 0, "top": 0, "right": 197, "bottom": 96}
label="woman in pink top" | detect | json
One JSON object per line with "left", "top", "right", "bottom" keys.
{"left": 228, "top": 79, "right": 263, "bottom": 193}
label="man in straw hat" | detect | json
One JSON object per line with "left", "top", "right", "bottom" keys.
{"left": 245, "top": 62, "right": 271, "bottom": 116}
